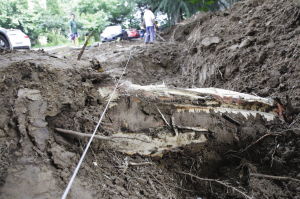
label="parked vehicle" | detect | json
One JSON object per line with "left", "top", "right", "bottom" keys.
{"left": 126, "top": 29, "right": 140, "bottom": 39}
{"left": 138, "top": 29, "right": 145, "bottom": 38}
{"left": 100, "top": 25, "right": 128, "bottom": 42}
{"left": 0, "top": 28, "right": 31, "bottom": 50}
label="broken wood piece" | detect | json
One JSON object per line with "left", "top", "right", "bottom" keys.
{"left": 222, "top": 113, "right": 241, "bottom": 126}
{"left": 155, "top": 105, "right": 170, "bottom": 127}
{"left": 117, "top": 162, "right": 153, "bottom": 168}
{"left": 77, "top": 30, "right": 94, "bottom": 61}
{"left": 176, "top": 125, "right": 208, "bottom": 133}
{"left": 250, "top": 173, "right": 300, "bottom": 183}
{"left": 128, "top": 162, "right": 153, "bottom": 166}
{"left": 55, "top": 128, "right": 150, "bottom": 143}
{"left": 156, "top": 33, "right": 166, "bottom": 42}
{"left": 171, "top": 116, "right": 179, "bottom": 137}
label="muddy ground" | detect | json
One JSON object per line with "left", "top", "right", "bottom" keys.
{"left": 1, "top": 0, "right": 300, "bottom": 198}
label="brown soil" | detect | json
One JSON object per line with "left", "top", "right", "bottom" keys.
{"left": 0, "top": 0, "right": 300, "bottom": 199}
{"left": 171, "top": 0, "right": 300, "bottom": 104}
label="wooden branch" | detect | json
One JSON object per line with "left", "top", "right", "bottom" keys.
{"left": 171, "top": 116, "right": 179, "bottom": 137}
{"left": 128, "top": 162, "right": 153, "bottom": 166}
{"left": 240, "top": 133, "right": 281, "bottom": 153}
{"left": 217, "top": 67, "right": 224, "bottom": 80}
{"left": 155, "top": 105, "right": 170, "bottom": 127}
{"left": 176, "top": 125, "right": 208, "bottom": 133}
{"left": 250, "top": 173, "right": 300, "bottom": 183}
{"left": 177, "top": 171, "right": 253, "bottom": 199}
{"left": 156, "top": 33, "right": 166, "bottom": 42}
{"left": 55, "top": 128, "right": 150, "bottom": 143}
{"left": 78, "top": 31, "right": 94, "bottom": 61}
{"left": 117, "top": 162, "right": 153, "bottom": 168}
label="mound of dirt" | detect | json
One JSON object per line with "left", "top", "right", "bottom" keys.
{"left": 69, "top": 41, "right": 181, "bottom": 85}
{"left": 165, "top": 0, "right": 300, "bottom": 198}
{"left": 0, "top": 50, "right": 185, "bottom": 199}
{"left": 172, "top": 0, "right": 300, "bottom": 105}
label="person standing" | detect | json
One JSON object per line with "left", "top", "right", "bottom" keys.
{"left": 143, "top": 7, "right": 155, "bottom": 44}
{"left": 69, "top": 13, "right": 78, "bottom": 46}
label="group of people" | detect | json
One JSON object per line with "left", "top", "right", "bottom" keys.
{"left": 68, "top": 6, "right": 158, "bottom": 45}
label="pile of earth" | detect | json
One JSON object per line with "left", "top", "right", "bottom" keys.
{"left": 168, "top": 0, "right": 300, "bottom": 197}
{"left": 67, "top": 0, "right": 300, "bottom": 105}
{"left": 170, "top": 0, "right": 300, "bottom": 106}
{"left": 0, "top": 0, "right": 300, "bottom": 199}
{"left": 0, "top": 50, "right": 185, "bottom": 199}
{"left": 164, "top": 0, "right": 300, "bottom": 198}
{"left": 64, "top": 41, "right": 182, "bottom": 86}
{"left": 1, "top": 49, "right": 271, "bottom": 199}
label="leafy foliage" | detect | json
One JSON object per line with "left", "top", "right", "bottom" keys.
{"left": 0, "top": 0, "right": 241, "bottom": 46}
{"left": 75, "top": 0, "right": 137, "bottom": 41}
{"left": 142, "top": 0, "right": 241, "bottom": 24}
{"left": 76, "top": 0, "right": 135, "bottom": 26}
{"left": 0, "top": 0, "right": 69, "bottom": 45}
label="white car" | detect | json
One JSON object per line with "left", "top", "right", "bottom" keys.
{"left": 0, "top": 28, "right": 31, "bottom": 50}
{"left": 100, "top": 25, "right": 128, "bottom": 42}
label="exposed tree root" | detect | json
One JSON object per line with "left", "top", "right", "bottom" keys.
{"left": 55, "top": 128, "right": 150, "bottom": 143}
{"left": 177, "top": 171, "right": 253, "bottom": 199}
{"left": 250, "top": 173, "right": 300, "bottom": 183}
{"left": 240, "top": 133, "right": 281, "bottom": 153}
{"left": 240, "top": 128, "right": 300, "bottom": 153}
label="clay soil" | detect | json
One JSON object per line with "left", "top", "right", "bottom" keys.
{"left": 0, "top": 0, "right": 300, "bottom": 198}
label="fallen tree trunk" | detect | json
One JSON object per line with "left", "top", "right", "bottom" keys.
{"left": 94, "top": 83, "right": 281, "bottom": 156}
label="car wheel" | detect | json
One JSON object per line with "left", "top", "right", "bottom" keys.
{"left": 0, "top": 34, "right": 10, "bottom": 49}
{"left": 122, "top": 32, "right": 128, "bottom": 40}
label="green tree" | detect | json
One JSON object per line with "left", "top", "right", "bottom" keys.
{"left": 138, "top": 0, "right": 242, "bottom": 25}
{"left": 0, "top": 0, "right": 242, "bottom": 46}
{"left": 75, "top": 0, "right": 139, "bottom": 40}
{"left": 156, "top": 0, "right": 191, "bottom": 24}
{"left": 47, "top": 0, "right": 61, "bottom": 15}
{"left": 0, "top": 0, "right": 70, "bottom": 45}
{"left": 138, "top": 0, "right": 216, "bottom": 25}
{"left": 76, "top": 0, "right": 134, "bottom": 24}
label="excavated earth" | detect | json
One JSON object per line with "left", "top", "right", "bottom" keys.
{"left": 0, "top": 0, "right": 300, "bottom": 199}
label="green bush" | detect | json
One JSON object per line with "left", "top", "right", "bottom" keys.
{"left": 46, "top": 32, "right": 68, "bottom": 45}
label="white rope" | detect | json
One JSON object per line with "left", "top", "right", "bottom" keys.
{"left": 61, "top": 50, "right": 133, "bottom": 199}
